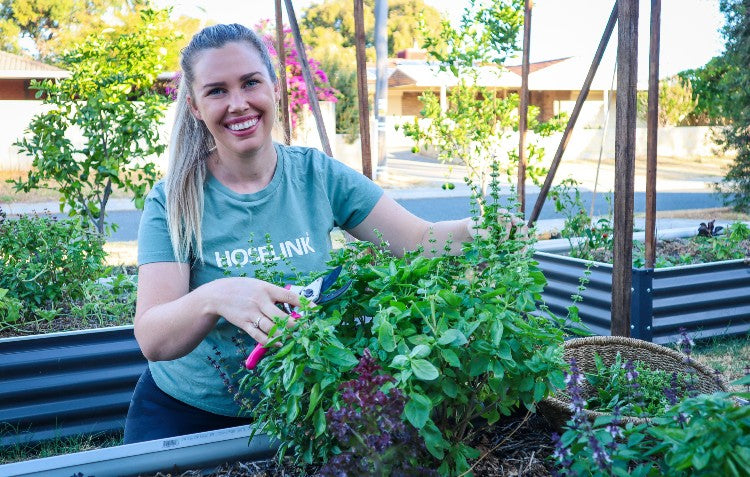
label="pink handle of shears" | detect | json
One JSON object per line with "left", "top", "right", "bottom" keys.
{"left": 245, "top": 283, "right": 302, "bottom": 370}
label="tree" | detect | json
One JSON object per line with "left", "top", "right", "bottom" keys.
{"left": 400, "top": 0, "right": 565, "bottom": 200}
{"left": 636, "top": 76, "right": 698, "bottom": 126}
{"left": 11, "top": 8, "right": 173, "bottom": 234}
{"left": 715, "top": 0, "right": 750, "bottom": 211}
{"left": 300, "top": 0, "right": 444, "bottom": 141}
{"left": 301, "top": 0, "right": 443, "bottom": 60}
{"left": 0, "top": 0, "right": 199, "bottom": 69}
{"left": 678, "top": 56, "right": 732, "bottom": 126}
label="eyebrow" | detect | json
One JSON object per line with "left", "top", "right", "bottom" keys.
{"left": 200, "top": 72, "right": 262, "bottom": 90}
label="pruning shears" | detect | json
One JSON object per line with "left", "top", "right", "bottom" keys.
{"left": 244, "top": 266, "right": 352, "bottom": 370}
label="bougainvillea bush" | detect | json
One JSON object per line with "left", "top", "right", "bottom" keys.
{"left": 228, "top": 173, "right": 568, "bottom": 476}
{"left": 259, "top": 21, "right": 338, "bottom": 133}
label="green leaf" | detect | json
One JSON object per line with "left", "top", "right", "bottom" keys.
{"left": 410, "top": 344, "right": 431, "bottom": 359}
{"left": 379, "top": 321, "right": 396, "bottom": 352}
{"left": 391, "top": 354, "right": 409, "bottom": 368}
{"left": 321, "top": 345, "right": 359, "bottom": 368}
{"left": 411, "top": 359, "right": 440, "bottom": 380}
{"left": 285, "top": 395, "right": 299, "bottom": 423}
{"left": 692, "top": 452, "right": 711, "bottom": 470}
{"left": 443, "top": 377, "right": 458, "bottom": 398}
{"left": 404, "top": 392, "right": 432, "bottom": 428}
{"left": 313, "top": 407, "right": 326, "bottom": 437}
{"left": 420, "top": 419, "right": 446, "bottom": 459}
{"left": 304, "top": 383, "right": 321, "bottom": 420}
{"left": 437, "top": 328, "right": 467, "bottom": 346}
{"left": 469, "top": 356, "right": 490, "bottom": 376}
{"left": 440, "top": 348, "right": 461, "bottom": 367}
{"left": 496, "top": 341, "right": 512, "bottom": 360}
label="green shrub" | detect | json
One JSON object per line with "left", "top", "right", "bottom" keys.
{"left": 232, "top": 171, "right": 567, "bottom": 476}
{"left": 0, "top": 208, "right": 106, "bottom": 308}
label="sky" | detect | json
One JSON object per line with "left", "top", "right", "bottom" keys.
{"left": 161, "top": 0, "right": 726, "bottom": 79}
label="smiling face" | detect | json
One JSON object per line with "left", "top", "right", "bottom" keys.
{"left": 187, "top": 41, "right": 279, "bottom": 162}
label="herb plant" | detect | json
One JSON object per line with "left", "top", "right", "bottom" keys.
{"left": 583, "top": 353, "right": 691, "bottom": 418}
{"left": 319, "top": 349, "right": 434, "bottom": 477}
{"left": 237, "top": 169, "right": 567, "bottom": 476}
{"left": 0, "top": 207, "right": 106, "bottom": 311}
{"left": 549, "top": 178, "right": 614, "bottom": 261}
{"left": 553, "top": 335, "right": 750, "bottom": 477}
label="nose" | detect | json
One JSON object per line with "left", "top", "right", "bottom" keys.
{"left": 227, "top": 89, "right": 248, "bottom": 113}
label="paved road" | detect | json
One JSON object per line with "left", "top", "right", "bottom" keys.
{"left": 105, "top": 190, "right": 724, "bottom": 242}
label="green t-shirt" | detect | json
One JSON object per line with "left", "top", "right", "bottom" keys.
{"left": 137, "top": 143, "right": 383, "bottom": 415}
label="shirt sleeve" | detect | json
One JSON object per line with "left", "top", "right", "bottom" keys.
{"left": 137, "top": 181, "right": 181, "bottom": 265}
{"left": 321, "top": 152, "right": 384, "bottom": 230}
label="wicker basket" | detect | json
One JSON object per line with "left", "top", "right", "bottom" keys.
{"left": 539, "top": 336, "right": 729, "bottom": 431}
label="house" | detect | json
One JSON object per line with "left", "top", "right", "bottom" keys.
{"left": 0, "top": 51, "right": 69, "bottom": 170}
{"left": 0, "top": 51, "right": 69, "bottom": 99}
{"left": 367, "top": 51, "right": 641, "bottom": 129}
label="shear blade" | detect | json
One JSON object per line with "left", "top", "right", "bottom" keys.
{"left": 319, "top": 265, "right": 343, "bottom": 294}
{"left": 318, "top": 279, "right": 353, "bottom": 304}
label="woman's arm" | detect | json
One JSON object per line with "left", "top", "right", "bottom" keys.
{"left": 134, "top": 262, "right": 300, "bottom": 362}
{"left": 347, "top": 195, "right": 476, "bottom": 257}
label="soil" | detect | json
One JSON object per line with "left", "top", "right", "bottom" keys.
{"left": 586, "top": 237, "right": 750, "bottom": 266}
{"left": 137, "top": 411, "right": 557, "bottom": 477}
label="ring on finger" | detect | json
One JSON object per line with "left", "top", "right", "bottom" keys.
{"left": 253, "top": 316, "right": 262, "bottom": 329}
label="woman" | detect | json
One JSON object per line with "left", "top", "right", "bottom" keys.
{"left": 124, "top": 23, "right": 487, "bottom": 444}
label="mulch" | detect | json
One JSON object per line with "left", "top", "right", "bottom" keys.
{"left": 139, "top": 410, "right": 557, "bottom": 477}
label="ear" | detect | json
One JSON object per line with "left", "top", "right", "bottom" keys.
{"left": 273, "top": 81, "right": 280, "bottom": 103}
{"left": 187, "top": 95, "right": 203, "bottom": 121}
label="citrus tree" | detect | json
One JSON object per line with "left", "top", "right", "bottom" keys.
{"left": 12, "top": 8, "right": 173, "bottom": 234}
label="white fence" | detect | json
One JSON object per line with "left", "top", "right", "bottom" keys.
{"left": 0, "top": 99, "right": 730, "bottom": 173}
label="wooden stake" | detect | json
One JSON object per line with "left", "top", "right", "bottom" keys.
{"left": 353, "top": 0, "right": 373, "bottom": 179}
{"left": 645, "top": 0, "right": 661, "bottom": 269}
{"left": 275, "top": 0, "right": 291, "bottom": 145}
{"left": 528, "top": 2, "right": 618, "bottom": 226}
{"left": 518, "top": 0, "right": 532, "bottom": 214}
{"left": 283, "top": 0, "right": 333, "bottom": 157}
{"left": 612, "top": 0, "right": 639, "bottom": 337}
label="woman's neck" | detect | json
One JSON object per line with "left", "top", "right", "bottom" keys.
{"left": 207, "top": 143, "right": 278, "bottom": 194}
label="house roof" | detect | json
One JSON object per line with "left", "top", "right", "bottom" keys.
{"left": 368, "top": 56, "right": 648, "bottom": 92}
{"left": 0, "top": 51, "right": 69, "bottom": 79}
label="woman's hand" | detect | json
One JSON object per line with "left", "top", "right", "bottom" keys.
{"left": 467, "top": 208, "right": 530, "bottom": 241}
{"left": 210, "top": 277, "right": 301, "bottom": 345}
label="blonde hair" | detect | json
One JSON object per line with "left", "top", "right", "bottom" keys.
{"left": 165, "top": 24, "right": 278, "bottom": 262}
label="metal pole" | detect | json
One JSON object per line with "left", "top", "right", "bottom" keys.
{"left": 374, "top": 0, "right": 388, "bottom": 179}
{"left": 518, "top": 0, "right": 532, "bottom": 215}
{"left": 528, "top": 2, "right": 618, "bottom": 226}
{"left": 612, "top": 0, "right": 639, "bottom": 337}
{"left": 645, "top": 0, "right": 661, "bottom": 269}
{"left": 275, "top": 0, "right": 290, "bottom": 145}
{"left": 283, "top": 0, "right": 333, "bottom": 157}
{"left": 353, "top": 0, "right": 373, "bottom": 179}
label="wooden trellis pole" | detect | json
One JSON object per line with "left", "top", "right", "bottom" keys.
{"left": 611, "top": 0, "right": 639, "bottom": 337}
{"left": 645, "top": 0, "right": 661, "bottom": 269}
{"left": 274, "top": 0, "right": 291, "bottom": 144}
{"left": 528, "top": 2, "right": 618, "bottom": 226}
{"left": 353, "top": 0, "right": 373, "bottom": 179}
{"left": 517, "top": 0, "right": 532, "bottom": 214}
{"left": 283, "top": 0, "right": 333, "bottom": 157}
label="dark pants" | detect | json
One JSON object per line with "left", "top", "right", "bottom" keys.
{"left": 123, "top": 368, "right": 254, "bottom": 444}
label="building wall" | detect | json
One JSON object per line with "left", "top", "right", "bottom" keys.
{"left": 0, "top": 79, "right": 32, "bottom": 100}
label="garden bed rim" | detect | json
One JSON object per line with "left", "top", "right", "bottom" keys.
{"left": 0, "top": 424, "right": 277, "bottom": 477}
{"left": 534, "top": 250, "right": 749, "bottom": 271}
{"left": 0, "top": 324, "right": 134, "bottom": 344}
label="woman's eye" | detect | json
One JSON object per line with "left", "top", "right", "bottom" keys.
{"left": 244, "top": 79, "right": 259, "bottom": 88}
{"left": 207, "top": 88, "right": 224, "bottom": 96}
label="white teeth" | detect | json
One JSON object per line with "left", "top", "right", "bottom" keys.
{"left": 227, "top": 118, "right": 259, "bottom": 131}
